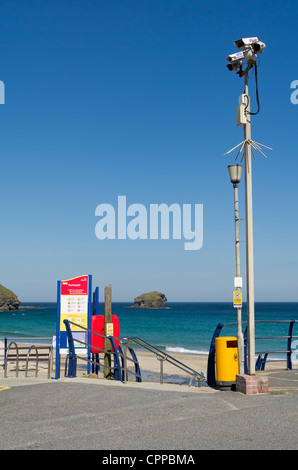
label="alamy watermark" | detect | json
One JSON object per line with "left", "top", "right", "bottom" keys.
{"left": 290, "top": 80, "right": 298, "bottom": 104}
{"left": 95, "top": 196, "right": 203, "bottom": 251}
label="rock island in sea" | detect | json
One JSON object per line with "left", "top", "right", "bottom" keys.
{"left": 130, "top": 291, "right": 167, "bottom": 309}
{"left": 0, "top": 284, "right": 20, "bottom": 311}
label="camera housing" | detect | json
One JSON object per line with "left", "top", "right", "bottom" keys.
{"left": 227, "top": 60, "right": 242, "bottom": 72}
{"left": 252, "top": 41, "right": 266, "bottom": 52}
{"left": 226, "top": 36, "right": 266, "bottom": 74}
{"left": 234, "top": 37, "right": 259, "bottom": 50}
{"left": 226, "top": 51, "right": 244, "bottom": 63}
{"left": 243, "top": 49, "right": 258, "bottom": 64}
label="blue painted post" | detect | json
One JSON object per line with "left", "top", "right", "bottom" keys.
{"left": 243, "top": 327, "right": 248, "bottom": 374}
{"left": 64, "top": 320, "right": 77, "bottom": 377}
{"left": 3, "top": 338, "right": 7, "bottom": 371}
{"left": 207, "top": 322, "right": 224, "bottom": 387}
{"left": 93, "top": 286, "right": 99, "bottom": 315}
{"left": 87, "top": 275, "right": 92, "bottom": 375}
{"left": 92, "top": 286, "right": 100, "bottom": 374}
{"left": 287, "top": 320, "right": 296, "bottom": 370}
{"left": 129, "top": 347, "right": 142, "bottom": 382}
{"left": 109, "top": 337, "right": 121, "bottom": 381}
{"left": 55, "top": 281, "right": 61, "bottom": 380}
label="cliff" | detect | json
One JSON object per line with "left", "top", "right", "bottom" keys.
{"left": 0, "top": 284, "right": 20, "bottom": 311}
{"left": 131, "top": 291, "right": 167, "bottom": 309}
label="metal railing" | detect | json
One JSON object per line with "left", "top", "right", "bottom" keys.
{"left": 247, "top": 319, "right": 297, "bottom": 371}
{"left": 3, "top": 340, "right": 54, "bottom": 379}
{"left": 117, "top": 344, "right": 142, "bottom": 383}
{"left": 207, "top": 319, "right": 297, "bottom": 387}
{"left": 120, "top": 337, "right": 205, "bottom": 387}
{"left": 4, "top": 342, "right": 19, "bottom": 378}
{"left": 63, "top": 320, "right": 205, "bottom": 386}
{"left": 62, "top": 319, "right": 123, "bottom": 381}
{"left": 25, "top": 345, "right": 38, "bottom": 377}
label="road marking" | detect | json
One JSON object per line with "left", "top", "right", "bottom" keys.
{"left": 270, "top": 386, "right": 298, "bottom": 391}
{"left": 0, "top": 386, "right": 11, "bottom": 391}
{"left": 270, "top": 377, "right": 298, "bottom": 383}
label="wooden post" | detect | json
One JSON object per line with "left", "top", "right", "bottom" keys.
{"left": 104, "top": 284, "right": 112, "bottom": 379}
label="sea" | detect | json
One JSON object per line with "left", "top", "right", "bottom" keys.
{"left": 0, "top": 302, "right": 297, "bottom": 362}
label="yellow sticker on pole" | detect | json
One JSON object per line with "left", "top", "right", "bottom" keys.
{"left": 233, "top": 290, "right": 242, "bottom": 308}
{"left": 106, "top": 323, "right": 114, "bottom": 336}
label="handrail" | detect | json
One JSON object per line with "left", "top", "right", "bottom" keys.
{"left": 207, "top": 319, "right": 297, "bottom": 387}
{"left": 62, "top": 320, "right": 205, "bottom": 386}
{"left": 244, "top": 319, "right": 297, "bottom": 371}
{"left": 63, "top": 319, "right": 122, "bottom": 380}
{"left": 4, "top": 342, "right": 19, "bottom": 378}
{"left": 119, "top": 336, "right": 205, "bottom": 386}
{"left": 25, "top": 345, "right": 39, "bottom": 377}
{"left": 47, "top": 345, "right": 54, "bottom": 379}
{"left": 117, "top": 344, "right": 142, "bottom": 383}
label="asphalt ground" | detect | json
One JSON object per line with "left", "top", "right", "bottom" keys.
{"left": 0, "top": 369, "right": 297, "bottom": 451}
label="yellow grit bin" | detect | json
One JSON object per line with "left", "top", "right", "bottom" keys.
{"left": 215, "top": 336, "right": 239, "bottom": 389}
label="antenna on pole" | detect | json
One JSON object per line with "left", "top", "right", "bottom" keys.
{"left": 224, "top": 139, "right": 273, "bottom": 161}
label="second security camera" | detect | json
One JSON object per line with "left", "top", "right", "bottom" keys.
{"left": 234, "top": 37, "right": 266, "bottom": 53}
{"left": 226, "top": 51, "right": 244, "bottom": 63}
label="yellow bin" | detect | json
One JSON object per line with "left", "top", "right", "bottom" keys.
{"left": 215, "top": 336, "right": 239, "bottom": 389}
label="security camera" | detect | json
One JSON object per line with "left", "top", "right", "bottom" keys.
{"left": 226, "top": 51, "right": 244, "bottom": 63}
{"left": 243, "top": 49, "right": 258, "bottom": 64}
{"left": 227, "top": 60, "right": 242, "bottom": 72}
{"left": 252, "top": 41, "right": 266, "bottom": 52}
{"left": 234, "top": 37, "right": 259, "bottom": 50}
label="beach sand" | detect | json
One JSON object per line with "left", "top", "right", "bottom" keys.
{"left": 133, "top": 350, "right": 208, "bottom": 377}
{"left": 1, "top": 344, "right": 288, "bottom": 384}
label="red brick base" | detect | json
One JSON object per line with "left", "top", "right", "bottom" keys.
{"left": 236, "top": 374, "right": 269, "bottom": 395}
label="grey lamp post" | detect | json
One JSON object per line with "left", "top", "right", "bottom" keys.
{"left": 228, "top": 164, "right": 244, "bottom": 374}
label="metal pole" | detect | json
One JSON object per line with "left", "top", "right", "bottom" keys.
{"left": 55, "top": 280, "right": 61, "bottom": 380}
{"left": 244, "top": 72, "right": 255, "bottom": 375}
{"left": 104, "top": 284, "right": 112, "bottom": 379}
{"left": 233, "top": 182, "right": 244, "bottom": 374}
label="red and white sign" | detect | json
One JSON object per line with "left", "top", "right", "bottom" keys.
{"left": 61, "top": 275, "right": 88, "bottom": 296}
{"left": 60, "top": 275, "right": 89, "bottom": 331}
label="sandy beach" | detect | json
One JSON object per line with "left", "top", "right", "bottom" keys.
{"left": 1, "top": 342, "right": 289, "bottom": 384}
{"left": 132, "top": 350, "right": 208, "bottom": 377}
{"left": 120, "top": 349, "right": 287, "bottom": 382}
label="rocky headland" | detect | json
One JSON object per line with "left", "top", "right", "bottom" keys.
{"left": 131, "top": 291, "right": 167, "bottom": 309}
{"left": 0, "top": 284, "right": 20, "bottom": 311}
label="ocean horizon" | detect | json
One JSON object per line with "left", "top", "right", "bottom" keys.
{"left": 0, "top": 302, "right": 297, "bottom": 362}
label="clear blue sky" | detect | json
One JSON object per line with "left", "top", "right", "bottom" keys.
{"left": 1, "top": 0, "right": 297, "bottom": 302}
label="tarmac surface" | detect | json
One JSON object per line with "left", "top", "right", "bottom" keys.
{"left": 0, "top": 368, "right": 297, "bottom": 451}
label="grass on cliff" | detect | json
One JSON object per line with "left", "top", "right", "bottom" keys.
{"left": 136, "top": 291, "right": 163, "bottom": 299}
{"left": 0, "top": 284, "right": 18, "bottom": 297}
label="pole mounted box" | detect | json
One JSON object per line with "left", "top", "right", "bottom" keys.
{"left": 236, "top": 104, "right": 247, "bottom": 126}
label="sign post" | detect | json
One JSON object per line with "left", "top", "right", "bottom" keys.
{"left": 55, "top": 274, "right": 92, "bottom": 379}
{"left": 104, "top": 284, "right": 112, "bottom": 379}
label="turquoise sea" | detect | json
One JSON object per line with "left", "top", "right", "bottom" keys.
{"left": 0, "top": 302, "right": 297, "bottom": 361}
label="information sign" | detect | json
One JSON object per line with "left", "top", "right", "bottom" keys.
{"left": 60, "top": 275, "right": 89, "bottom": 332}
{"left": 233, "top": 290, "right": 242, "bottom": 308}
{"left": 55, "top": 274, "right": 92, "bottom": 379}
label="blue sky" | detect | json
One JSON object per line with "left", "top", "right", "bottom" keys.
{"left": 0, "top": 0, "right": 297, "bottom": 302}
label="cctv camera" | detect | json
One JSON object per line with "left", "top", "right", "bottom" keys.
{"left": 234, "top": 37, "right": 259, "bottom": 50}
{"left": 252, "top": 41, "right": 266, "bottom": 52}
{"left": 243, "top": 49, "right": 258, "bottom": 64}
{"left": 227, "top": 61, "right": 242, "bottom": 72}
{"left": 226, "top": 51, "right": 244, "bottom": 63}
